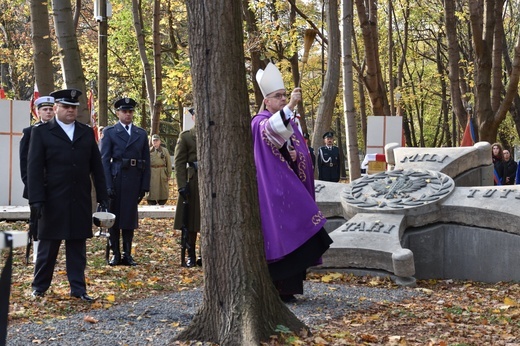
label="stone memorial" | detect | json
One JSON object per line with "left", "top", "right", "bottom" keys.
{"left": 315, "top": 142, "right": 520, "bottom": 285}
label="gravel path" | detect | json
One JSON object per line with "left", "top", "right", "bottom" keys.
{"left": 7, "top": 282, "right": 421, "bottom": 345}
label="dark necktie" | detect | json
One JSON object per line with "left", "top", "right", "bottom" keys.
{"left": 125, "top": 125, "right": 129, "bottom": 131}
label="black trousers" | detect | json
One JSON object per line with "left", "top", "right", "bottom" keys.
{"left": 32, "top": 239, "right": 87, "bottom": 296}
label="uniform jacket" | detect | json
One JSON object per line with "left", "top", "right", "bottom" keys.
{"left": 20, "top": 122, "right": 42, "bottom": 199}
{"left": 317, "top": 145, "right": 341, "bottom": 182}
{"left": 100, "top": 122, "right": 151, "bottom": 229}
{"left": 27, "top": 118, "right": 108, "bottom": 240}
{"left": 173, "top": 129, "right": 200, "bottom": 232}
{"left": 148, "top": 145, "right": 172, "bottom": 201}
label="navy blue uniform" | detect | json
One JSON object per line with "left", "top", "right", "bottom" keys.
{"left": 317, "top": 145, "right": 341, "bottom": 182}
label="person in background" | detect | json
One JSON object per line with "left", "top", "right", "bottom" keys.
{"left": 252, "top": 62, "right": 332, "bottom": 303}
{"left": 491, "top": 142, "right": 503, "bottom": 185}
{"left": 27, "top": 89, "right": 108, "bottom": 302}
{"left": 20, "top": 96, "right": 55, "bottom": 263}
{"left": 173, "top": 108, "right": 201, "bottom": 267}
{"left": 100, "top": 97, "right": 151, "bottom": 266}
{"left": 147, "top": 134, "right": 172, "bottom": 205}
{"left": 303, "top": 132, "right": 316, "bottom": 169}
{"left": 501, "top": 148, "right": 517, "bottom": 185}
{"left": 98, "top": 125, "right": 105, "bottom": 141}
{"left": 317, "top": 131, "right": 341, "bottom": 182}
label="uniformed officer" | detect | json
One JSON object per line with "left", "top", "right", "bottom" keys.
{"left": 147, "top": 134, "right": 172, "bottom": 205}
{"left": 20, "top": 96, "right": 55, "bottom": 263}
{"left": 173, "top": 108, "right": 201, "bottom": 267}
{"left": 100, "top": 97, "right": 151, "bottom": 266}
{"left": 317, "top": 131, "right": 341, "bottom": 182}
{"left": 28, "top": 89, "right": 108, "bottom": 302}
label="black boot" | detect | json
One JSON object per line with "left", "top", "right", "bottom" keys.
{"left": 108, "top": 230, "right": 121, "bottom": 266}
{"left": 121, "top": 241, "right": 137, "bottom": 266}
{"left": 186, "top": 246, "right": 197, "bottom": 267}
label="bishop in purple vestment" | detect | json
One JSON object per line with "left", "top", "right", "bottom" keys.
{"left": 252, "top": 63, "right": 332, "bottom": 302}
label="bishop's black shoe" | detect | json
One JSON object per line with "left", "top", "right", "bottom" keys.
{"left": 121, "top": 254, "right": 137, "bottom": 266}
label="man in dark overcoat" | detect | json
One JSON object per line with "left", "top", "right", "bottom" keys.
{"left": 20, "top": 96, "right": 55, "bottom": 263}
{"left": 173, "top": 108, "right": 201, "bottom": 267}
{"left": 317, "top": 131, "right": 341, "bottom": 182}
{"left": 27, "top": 89, "right": 108, "bottom": 302}
{"left": 100, "top": 97, "right": 151, "bottom": 266}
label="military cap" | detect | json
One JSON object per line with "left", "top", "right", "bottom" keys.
{"left": 50, "top": 89, "right": 82, "bottom": 106}
{"left": 322, "top": 131, "right": 334, "bottom": 139}
{"left": 34, "top": 96, "right": 55, "bottom": 109}
{"left": 151, "top": 134, "right": 160, "bottom": 140}
{"left": 115, "top": 97, "right": 137, "bottom": 110}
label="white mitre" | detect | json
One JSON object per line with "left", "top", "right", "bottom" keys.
{"left": 256, "top": 63, "right": 285, "bottom": 97}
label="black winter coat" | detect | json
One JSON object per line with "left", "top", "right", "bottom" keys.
{"left": 27, "top": 118, "right": 108, "bottom": 240}
{"left": 100, "top": 123, "right": 151, "bottom": 230}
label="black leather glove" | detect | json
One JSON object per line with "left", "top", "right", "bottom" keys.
{"left": 99, "top": 199, "right": 110, "bottom": 211}
{"left": 30, "top": 202, "right": 44, "bottom": 220}
{"left": 107, "top": 188, "right": 116, "bottom": 199}
{"left": 178, "top": 187, "right": 189, "bottom": 200}
{"left": 137, "top": 190, "right": 146, "bottom": 203}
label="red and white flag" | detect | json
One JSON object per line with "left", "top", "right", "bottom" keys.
{"left": 88, "top": 89, "right": 99, "bottom": 142}
{"left": 29, "top": 85, "right": 40, "bottom": 122}
{"left": 0, "top": 86, "right": 6, "bottom": 99}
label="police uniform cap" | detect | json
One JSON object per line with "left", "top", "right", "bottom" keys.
{"left": 34, "top": 96, "right": 55, "bottom": 109}
{"left": 322, "top": 131, "right": 334, "bottom": 139}
{"left": 49, "top": 89, "right": 82, "bottom": 106}
{"left": 151, "top": 134, "right": 160, "bottom": 140}
{"left": 115, "top": 97, "right": 137, "bottom": 110}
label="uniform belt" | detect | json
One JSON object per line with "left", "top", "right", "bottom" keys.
{"left": 151, "top": 165, "right": 166, "bottom": 168}
{"left": 115, "top": 158, "right": 146, "bottom": 169}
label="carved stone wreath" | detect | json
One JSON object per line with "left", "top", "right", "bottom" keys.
{"left": 343, "top": 169, "right": 454, "bottom": 210}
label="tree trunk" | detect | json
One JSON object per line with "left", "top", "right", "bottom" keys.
{"left": 444, "top": 0, "right": 467, "bottom": 140}
{"left": 132, "top": 0, "right": 155, "bottom": 127}
{"left": 342, "top": 0, "right": 361, "bottom": 181}
{"left": 30, "top": 0, "right": 54, "bottom": 96}
{"left": 52, "top": 0, "right": 88, "bottom": 123}
{"left": 152, "top": 0, "right": 162, "bottom": 135}
{"left": 176, "top": 0, "right": 307, "bottom": 344}
{"left": 312, "top": 0, "right": 341, "bottom": 155}
{"left": 354, "top": 0, "right": 389, "bottom": 116}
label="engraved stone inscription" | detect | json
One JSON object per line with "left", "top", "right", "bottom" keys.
{"left": 467, "top": 188, "right": 517, "bottom": 199}
{"left": 399, "top": 153, "right": 448, "bottom": 164}
{"left": 342, "top": 221, "right": 395, "bottom": 234}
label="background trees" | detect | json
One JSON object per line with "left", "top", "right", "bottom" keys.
{"left": 1, "top": 0, "right": 520, "bottom": 152}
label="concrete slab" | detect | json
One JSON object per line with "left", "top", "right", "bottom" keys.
{"left": 0, "top": 205, "right": 176, "bottom": 221}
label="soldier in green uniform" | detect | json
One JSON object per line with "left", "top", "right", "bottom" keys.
{"left": 317, "top": 131, "right": 341, "bottom": 182}
{"left": 173, "top": 108, "right": 201, "bottom": 267}
{"left": 147, "top": 134, "right": 172, "bottom": 205}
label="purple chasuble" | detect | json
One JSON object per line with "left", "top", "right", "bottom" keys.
{"left": 251, "top": 109, "right": 326, "bottom": 262}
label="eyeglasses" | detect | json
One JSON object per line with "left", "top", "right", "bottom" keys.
{"left": 267, "top": 92, "right": 287, "bottom": 100}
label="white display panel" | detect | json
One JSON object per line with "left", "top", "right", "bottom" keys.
{"left": 0, "top": 100, "right": 30, "bottom": 206}
{"left": 366, "top": 116, "right": 403, "bottom": 155}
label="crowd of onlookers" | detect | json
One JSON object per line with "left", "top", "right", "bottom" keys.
{"left": 491, "top": 142, "right": 519, "bottom": 185}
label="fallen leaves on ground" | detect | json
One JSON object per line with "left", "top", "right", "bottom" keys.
{"left": 1, "top": 183, "right": 519, "bottom": 345}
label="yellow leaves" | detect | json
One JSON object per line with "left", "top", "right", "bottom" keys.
{"left": 503, "top": 297, "right": 517, "bottom": 307}
{"left": 320, "top": 272, "right": 343, "bottom": 283}
{"left": 105, "top": 294, "right": 116, "bottom": 302}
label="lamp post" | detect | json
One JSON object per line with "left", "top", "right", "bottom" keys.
{"left": 95, "top": 0, "right": 110, "bottom": 126}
